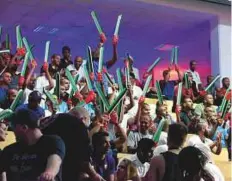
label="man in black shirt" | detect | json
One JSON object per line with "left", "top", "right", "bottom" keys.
{"left": 40, "top": 113, "right": 104, "bottom": 181}
{"left": 0, "top": 109, "right": 65, "bottom": 181}
{"left": 60, "top": 46, "right": 73, "bottom": 69}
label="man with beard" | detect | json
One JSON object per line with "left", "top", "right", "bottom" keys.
{"left": 0, "top": 109, "right": 65, "bottom": 181}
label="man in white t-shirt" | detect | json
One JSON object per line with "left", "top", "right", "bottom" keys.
{"left": 34, "top": 66, "right": 55, "bottom": 94}
{"left": 186, "top": 60, "right": 202, "bottom": 90}
{"left": 119, "top": 138, "right": 154, "bottom": 178}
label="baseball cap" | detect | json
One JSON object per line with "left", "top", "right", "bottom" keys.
{"left": 29, "top": 91, "right": 43, "bottom": 102}
{"left": 12, "top": 109, "right": 40, "bottom": 128}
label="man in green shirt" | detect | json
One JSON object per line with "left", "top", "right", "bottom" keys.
{"left": 180, "top": 97, "right": 195, "bottom": 126}
{"left": 194, "top": 94, "right": 217, "bottom": 119}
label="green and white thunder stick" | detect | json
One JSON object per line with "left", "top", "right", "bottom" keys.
{"left": 142, "top": 75, "right": 152, "bottom": 96}
{"left": 44, "top": 41, "right": 50, "bottom": 63}
{"left": 147, "top": 57, "right": 161, "bottom": 73}
{"left": 184, "top": 73, "right": 190, "bottom": 89}
{"left": 104, "top": 71, "right": 114, "bottom": 87}
{"left": 16, "top": 25, "right": 23, "bottom": 48}
{"left": 91, "top": 11, "right": 103, "bottom": 34}
{"left": 0, "top": 50, "right": 10, "bottom": 54}
{"left": 156, "top": 80, "right": 163, "bottom": 104}
{"left": 55, "top": 73, "right": 60, "bottom": 100}
{"left": 83, "top": 64, "right": 93, "bottom": 90}
{"left": 170, "top": 48, "right": 175, "bottom": 65}
{"left": 23, "top": 37, "right": 34, "bottom": 61}
{"left": 177, "top": 82, "right": 183, "bottom": 105}
{"left": 65, "top": 68, "right": 78, "bottom": 93}
{"left": 219, "top": 87, "right": 231, "bottom": 112}
{"left": 10, "top": 89, "right": 24, "bottom": 111}
{"left": 107, "top": 88, "right": 127, "bottom": 114}
{"left": 95, "top": 83, "right": 110, "bottom": 110}
{"left": 43, "top": 88, "right": 58, "bottom": 106}
{"left": 114, "top": 14, "right": 122, "bottom": 36}
{"left": 68, "top": 74, "right": 79, "bottom": 99}
{"left": 98, "top": 46, "right": 104, "bottom": 73}
{"left": 87, "top": 46, "right": 94, "bottom": 73}
{"left": 174, "top": 46, "right": 179, "bottom": 64}
{"left": 116, "top": 68, "right": 123, "bottom": 90}
{"left": 205, "top": 74, "right": 221, "bottom": 92}
{"left": 0, "top": 26, "right": 2, "bottom": 43}
{"left": 0, "top": 109, "right": 13, "bottom": 121}
{"left": 153, "top": 118, "right": 165, "bottom": 143}
{"left": 5, "top": 34, "right": 10, "bottom": 49}
{"left": 20, "top": 52, "right": 30, "bottom": 77}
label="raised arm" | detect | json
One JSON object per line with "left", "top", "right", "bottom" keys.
{"left": 106, "top": 36, "right": 118, "bottom": 69}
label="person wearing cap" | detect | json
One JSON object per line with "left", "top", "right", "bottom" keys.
{"left": 0, "top": 109, "right": 65, "bottom": 181}
{"left": 16, "top": 90, "right": 45, "bottom": 119}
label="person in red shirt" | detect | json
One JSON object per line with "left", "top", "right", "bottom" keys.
{"left": 215, "top": 77, "right": 230, "bottom": 106}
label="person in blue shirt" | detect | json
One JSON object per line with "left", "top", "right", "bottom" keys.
{"left": 16, "top": 90, "right": 45, "bottom": 119}
{"left": 159, "top": 65, "right": 181, "bottom": 100}
{"left": 91, "top": 131, "right": 116, "bottom": 181}
{"left": 91, "top": 37, "right": 118, "bottom": 95}
{"left": 212, "top": 121, "right": 229, "bottom": 148}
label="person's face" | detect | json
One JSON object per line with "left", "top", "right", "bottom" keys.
{"left": 60, "top": 86, "right": 66, "bottom": 96}
{"left": 14, "top": 124, "right": 28, "bottom": 143}
{"left": 164, "top": 72, "right": 170, "bottom": 81}
{"left": 0, "top": 123, "right": 8, "bottom": 142}
{"left": 204, "top": 95, "right": 214, "bottom": 105}
{"left": 184, "top": 98, "right": 193, "bottom": 109}
{"left": 9, "top": 90, "right": 18, "bottom": 102}
{"left": 207, "top": 76, "right": 214, "bottom": 84}
{"left": 74, "top": 57, "right": 83, "bottom": 69}
{"left": 140, "top": 118, "right": 150, "bottom": 133}
{"left": 3, "top": 73, "right": 11, "bottom": 85}
{"left": 205, "top": 107, "right": 214, "bottom": 118}
{"left": 130, "top": 77, "right": 136, "bottom": 86}
{"left": 62, "top": 79, "right": 70, "bottom": 91}
{"left": 190, "top": 61, "right": 197, "bottom": 71}
{"left": 63, "top": 50, "right": 70, "bottom": 59}
{"left": 223, "top": 78, "right": 230, "bottom": 88}
{"left": 52, "top": 55, "right": 61, "bottom": 66}
{"left": 29, "top": 77, "right": 36, "bottom": 89}
{"left": 117, "top": 160, "right": 128, "bottom": 180}
{"left": 97, "top": 136, "right": 111, "bottom": 154}
{"left": 139, "top": 148, "right": 154, "bottom": 163}
{"left": 142, "top": 105, "right": 151, "bottom": 115}
{"left": 187, "top": 73, "right": 193, "bottom": 82}
{"left": 158, "top": 105, "right": 167, "bottom": 117}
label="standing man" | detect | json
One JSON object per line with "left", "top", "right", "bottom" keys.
{"left": 60, "top": 46, "right": 73, "bottom": 69}
{"left": 187, "top": 60, "right": 202, "bottom": 90}
{"left": 0, "top": 109, "right": 65, "bottom": 181}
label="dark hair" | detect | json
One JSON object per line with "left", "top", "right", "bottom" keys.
{"left": 51, "top": 54, "right": 60, "bottom": 59}
{"left": 92, "top": 131, "right": 109, "bottom": 148}
{"left": 162, "top": 70, "right": 170, "bottom": 77}
{"left": 129, "top": 72, "right": 136, "bottom": 79}
{"left": 190, "top": 60, "right": 196, "bottom": 66}
{"left": 178, "top": 146, "right": 212, "bottom": 181}
{"left": 222, "top": 77, "right": 229, "bottom": 83}
{"left": 168, "top": 123, "right": 188, "bottom": 148}
{"left": 137, "top": 138, "right": 154, "bottom": 152}
{"left": 62, "top": 46, "right": 71, "bottom": 53}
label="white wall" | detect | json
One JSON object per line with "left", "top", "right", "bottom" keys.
{"left": 136, "top": 0, "right": 231, "bottom": 79}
